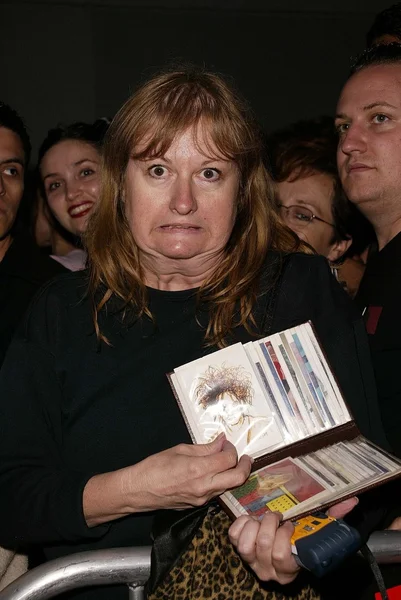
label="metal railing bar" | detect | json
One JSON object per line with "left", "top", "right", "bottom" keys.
{"left": 0, "top": 546, "right": 151, "bottom": 600}
{"left": 1, "top": 530, "right": 401, "bottom": 599}
{"left": 367, "top": 530, "right": 401, "bottom": 563}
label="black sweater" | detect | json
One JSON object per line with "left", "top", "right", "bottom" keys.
{"left": 0, "top": 252, "right": 388, "bottom": 599}
{"left": 0, "top": 233, "right": 66, "bottom": 367}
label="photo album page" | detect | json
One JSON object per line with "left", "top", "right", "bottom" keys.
{"left": 168, "top": 322, "right": 401, "bottom": 520}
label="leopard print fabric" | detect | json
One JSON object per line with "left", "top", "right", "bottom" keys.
{"left": 149, "top": 508, "right": 320, "bottom": 600}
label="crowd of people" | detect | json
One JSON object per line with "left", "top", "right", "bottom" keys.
{"left": 0, "top": 3, "right": 401, "bottom": 600}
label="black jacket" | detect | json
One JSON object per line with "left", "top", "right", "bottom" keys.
{"left": 0, "top": 233, "right": 66, "bottom": 367}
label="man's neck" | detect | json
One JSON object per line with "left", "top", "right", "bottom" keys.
{"left": 374, "top": 218, "right": 401, "bottom": 251}
{"left": 0, "top": 235, "right": 12, "bottom": 263}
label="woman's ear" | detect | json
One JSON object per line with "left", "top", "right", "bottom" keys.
{"left": 327, "top": 236, "right": 352, "bottom": 264}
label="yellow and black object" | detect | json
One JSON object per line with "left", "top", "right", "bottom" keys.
{"left": 291, "top": 512, "right": 362, "bottom": 577}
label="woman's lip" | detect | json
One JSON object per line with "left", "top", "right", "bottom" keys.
{"left": 68, "top": 202, "right": 94, "bottom": 218}
{"left": 159, "top": 224, "right": 201, "bottom": 230}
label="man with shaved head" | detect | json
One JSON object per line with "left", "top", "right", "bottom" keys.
{"left": 336, "top": 43, "right": 401, "bottom": 457}
{"left": 332, "top": 42, "right": 401, "bottom": 600}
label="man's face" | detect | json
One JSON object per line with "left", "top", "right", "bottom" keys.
{"left": 336, "top": 64, "right": 401, "bottom": 219}
{"left": 0, "top": 127, "right": 25, "bottom": 240}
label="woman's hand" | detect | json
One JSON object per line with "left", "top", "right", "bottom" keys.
{"left": 228, "top": 496, "right": 359, "bottom": 583}
{"left": 229, "top": 512, "right": 299, "bottom": 584}
{"left": 124, "top": 433, "right": 252, "bottom": 510}
{"left": 83, "top": 433, "right": 252, "bottom": 526}
{"left": 326, "top": 496, "right": 359, "bottom": 519}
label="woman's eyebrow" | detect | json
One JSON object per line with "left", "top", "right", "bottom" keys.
{"left": 73, "top": 158, "right": 99, "bottom": 166}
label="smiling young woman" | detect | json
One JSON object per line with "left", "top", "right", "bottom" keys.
{"left": 37, "top": 119, "right": 109, "bottom": 271}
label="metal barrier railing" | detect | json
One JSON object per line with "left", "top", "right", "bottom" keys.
{"left": 1, "top": 531, "right": 401, "bottom": 599}
{"left": 0, "top": 546, "right": 151, "bottom": 600}
{"left": 367, "top": 530, "right": 401, "bottom": 563}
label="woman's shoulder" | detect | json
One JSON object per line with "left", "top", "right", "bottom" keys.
{"left": 31, "top": 269, "right": 89, "bottom": 302}
{"left": 264, "top": 249, "right": 328, "bottom": 269}
{"left": 261, "top": 249, "right": 358, "bottom": 326}
{"left": 262, "top": 250, "right": 331, "bottom": 287}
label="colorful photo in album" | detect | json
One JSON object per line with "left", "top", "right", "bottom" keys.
{"left": 230, "top": 457, "right": 327, "bottom": 519}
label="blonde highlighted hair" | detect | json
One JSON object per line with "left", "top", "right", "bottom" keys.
{"left": 85, "top": 65, "right": 301, "bottom": 346}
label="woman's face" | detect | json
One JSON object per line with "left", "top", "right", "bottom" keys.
{"left": 124, "top": 126, "right": 240, "bottom": 278}
{"left": 277, "top": 172, "right": 347, "bottom": 261}
{"left": 40, "top": 139, "right": 101, "bottom": 236}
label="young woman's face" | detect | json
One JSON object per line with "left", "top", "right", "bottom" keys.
{"left": 40, "top": 139, "right": 101, "bottom": 236}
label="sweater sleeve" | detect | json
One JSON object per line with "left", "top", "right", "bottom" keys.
{"left": 0, "top": 283, "right": 110, "bottom": 548}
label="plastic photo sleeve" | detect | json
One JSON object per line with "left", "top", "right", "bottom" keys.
{"left": 173, "top": 343, "right": 285, "bottom": 458}
{"left": 225, "top": 457, "right": 330, "bottom": 520}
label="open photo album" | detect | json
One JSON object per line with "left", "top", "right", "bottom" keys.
{"left": 167, "top": 321, "right": 401, "bottom": 521}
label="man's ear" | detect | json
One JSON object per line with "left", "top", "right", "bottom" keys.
{"left": 327, "top": 237, "right": 352, "bottom": 263}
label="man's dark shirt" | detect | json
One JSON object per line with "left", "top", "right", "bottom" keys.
{"left": 355, "top": 231, "right": 401, "bottom": 458}
{"left": 0, "top": 233, "right": 66, "bottom": 367}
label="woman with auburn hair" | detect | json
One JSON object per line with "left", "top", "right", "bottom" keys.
{"left": 0, "top": 67, "right": 385, "bottom": 600}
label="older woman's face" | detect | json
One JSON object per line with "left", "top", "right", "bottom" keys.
{"left": 124, "top": 126, "right": 240, "bottom": 271}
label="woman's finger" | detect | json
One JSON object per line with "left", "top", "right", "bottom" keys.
{"left": 209, "top": 454, "right": 252, "bottom": 495}
{"left": 327, "top": 496, "right": 359, "bottom": 519}
{"left": 233, "top": 517, "right": 261, "bottom": 563}
{"left": 228, "top": 515, "right": 253, "bottom": 543}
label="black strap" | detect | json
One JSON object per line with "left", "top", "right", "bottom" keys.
{"left": 359, "top": 543, "right": 389, "bottom": 600}
{"left": 260, "top": 253, "right": 290, "bottom": 336}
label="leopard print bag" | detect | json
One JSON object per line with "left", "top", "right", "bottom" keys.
{"left": 148, "top": 507, "right": 321, "bottom": 600}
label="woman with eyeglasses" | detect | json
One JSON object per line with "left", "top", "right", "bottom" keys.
{"left": 266, "top": 117, "right": 374, "bottom": 296}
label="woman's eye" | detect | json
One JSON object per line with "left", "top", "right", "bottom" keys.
{"left": 201, "top": 168, "right": 220, "bottom": 181}
{"left": 48, "top": 181, "right": 61, "bottom": 192}
{"left": 295, "top": 213, "right": 310, "bottom": 222}
{"left": 149, "top": 165, "right": 167, "bottom": 177}
{"left": 373, "top": 113, "right": 389, "bottom": 124}
{"left": 81, "top": 168, "right": 94, "bottom": 177}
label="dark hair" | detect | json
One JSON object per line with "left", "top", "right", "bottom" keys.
{"left": 38, "top": 118, "right": 110, "bottom": 165}
{"left": 366, "top": 3, "right": 401, "bottom": 47}
{"left": 266, "top": 116, "right": 375, "bottom": 257}
{"left": 351, "top": 42, "right": 401, "bottom": 75}
{"left": 0, "top": 101, "right": 31, "bottom": 165}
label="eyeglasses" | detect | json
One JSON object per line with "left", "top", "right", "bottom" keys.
{"left": 278, "top": 204, "right": 336, "bottom": 229}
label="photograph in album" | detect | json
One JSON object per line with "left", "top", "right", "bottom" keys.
{"left": 171, "top": 342, "right": 285, "bottom": 457}
{"left": 226, "top": 457, "right": 329, "bottom": 519}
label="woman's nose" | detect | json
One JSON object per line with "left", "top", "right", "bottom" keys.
{"left": 66, "top": 180, "right": 81, "bottom": 201}
{"left": 169, "top": 177, "right": 197, "bottom": 214}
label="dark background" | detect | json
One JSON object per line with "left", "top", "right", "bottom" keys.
{"left": 0, "top": 0, "right": 390, "bottom": 162}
